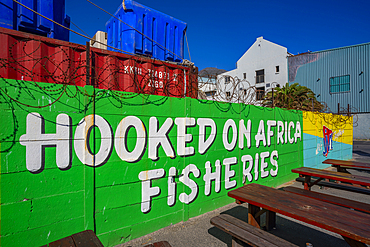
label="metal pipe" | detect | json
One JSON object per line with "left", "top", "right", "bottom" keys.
{"left": 348, "top": 104, "right": 350, "bottom": 116}
{"left": 86, "top": 42, "right": 90, "bottom": 86}
{"left": 338, "top": 103, "right": 340, "bottom": 115}
{"left": 183, "top": 69, "right": 187, "bottom": 98}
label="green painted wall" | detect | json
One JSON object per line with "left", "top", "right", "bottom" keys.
{"left": 1, "top": 79, "right": 303, "bottom": 246}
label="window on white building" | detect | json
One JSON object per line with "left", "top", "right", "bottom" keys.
{"left": 225, "top": 76, "right": 231, "bottom": 83}
{"left": 276, "top": 66, "right": 279, "bottom": 73}
{"left": 205, "top": 91, "right": 216, "bottom": 97}
{"left": 226, "top": 92, "right": 231, "bottom": 98}
{"left": 243, "top": 73, "right": 246, "bottom": 79}
{"left": 256, "top": 87, "right": 265, "bottom": 100}
{"left": 256, "top": 70, "right": 264, "bottom": 83}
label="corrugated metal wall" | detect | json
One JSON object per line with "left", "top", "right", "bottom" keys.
{"left": 288, "top": 42, "right": 370, "bottom": 113}
{"left": 0, "top": 27, "right": 198, "bottom": 98}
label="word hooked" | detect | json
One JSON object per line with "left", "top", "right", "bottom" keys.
{"left": 19, "top": 113, "right": 302, "bottom": 173}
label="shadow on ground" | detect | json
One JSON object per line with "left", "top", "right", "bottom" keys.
{"left": 121, "top": 146, "right": 370, "bottom": 247}
{"left": 353, "top": 150, "right": 370, "bottom": 157}
{"left": 208, "top": 205, "right": 347, "bottom": 247}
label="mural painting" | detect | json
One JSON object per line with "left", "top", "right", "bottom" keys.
{"left": 0, "top": 78, "right": 352, "bottom": 246}
{"left": 302, "top": 111, "right": 352, "bottom": 169}
{"left": 323, "top": 126, "right": 333, "bottom": 157}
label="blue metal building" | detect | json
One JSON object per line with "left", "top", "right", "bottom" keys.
{"left": 288, "top": 42, "right": 370, "bottom": 139}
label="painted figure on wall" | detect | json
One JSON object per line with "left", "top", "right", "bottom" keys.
{"left": 323, "top": 126, "right": 333, "bottom": 157}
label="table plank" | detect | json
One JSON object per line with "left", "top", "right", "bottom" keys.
{"left": 291, "top": 167, "right": 370, "bottom": 187}
{"left": 48, "top": 236, "right": 75, "bottom": 247}
{"left": 283, "top": 186, "right": 370, "bottom": 214}
{"left": 71, "top": 230, "right": 104, "bottom": 247}
{"left": 231, "top": 185, "right": 370, "bottom": 227}
{"left": 323, "top": 159, "right": 370, "bottom": 169}
{"left": 228, "top": 184, "right": 370, "bottom": 244}
{"left": 295, "top": 176, "right": 370, "bottom": 195}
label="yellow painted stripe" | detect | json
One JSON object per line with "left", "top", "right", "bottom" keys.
{"left": 302, "top": 111, "right": 353, "bottom": 145}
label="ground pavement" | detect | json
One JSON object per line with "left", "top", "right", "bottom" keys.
{"left": 119, "top": 141, "right": 370, "bottom": 247}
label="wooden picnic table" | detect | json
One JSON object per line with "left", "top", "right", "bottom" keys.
{"left": 228, "top": 183, "right": 370, "bottom": 247}
{"left": 291, "top": 167, "right": 370, "bottom": 190}
{"left": 44, "top": 230, "right": 104, "bottom": 247}
{"left": 323, "top": 159, "right": 370, "bottom": 173}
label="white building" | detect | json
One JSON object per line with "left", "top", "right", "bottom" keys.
{"left": 218, "top": 37, "right": 290, "bottom": 104}
{"left": 90, "top": 31, "right": 107, "bottom": 50}
{"left": 198, "top": 76, "right": 217, "bottom": 100}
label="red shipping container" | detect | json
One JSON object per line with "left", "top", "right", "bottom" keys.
{"left": 0, "top": 27, "right": 198, "bottom": 98}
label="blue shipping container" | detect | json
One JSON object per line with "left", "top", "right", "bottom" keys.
{"left": 106, "top": 0, "right": 187, "bottom": 62}
{"left": 0, "top": 0, "right": 70, "bottom": 41}
{"left": 0, "top": 0, "right": 14, "bottom": 29}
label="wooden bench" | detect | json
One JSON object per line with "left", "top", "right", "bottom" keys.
{"left": 42, "top": 230, "right": 104, "bottom": 247}
{"left": 211, "top": 214, "right": 298, "bottom": 247}
{"left": 295, "top": 176, "right": 370, "bottom": 195}
{"left": 323, "top": 159, "right": 370, "bottom": 173}
{"left": 42, "top": 230, "right": 171, "bottom": 247}
{"left": 282, "top": 186, "right": 370, "bottom": 213}
{"left": 228, "top": 183, "right": 370, "bottom": 247}
{"left": 143, "top": 241, "right": 172, "bottom": 247}
{"left": 291, "top": 167, "right": 370, "bottom": 191}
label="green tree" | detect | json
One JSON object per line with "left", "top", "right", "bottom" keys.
{"left": 262, "top": 83, "right": 323, "bottom": 111}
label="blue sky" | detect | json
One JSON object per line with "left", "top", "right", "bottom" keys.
{"left": 66, "top": 0, "right": 370, "bottom": 71}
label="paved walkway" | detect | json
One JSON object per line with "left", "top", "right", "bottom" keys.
{"left": 119, "top": 141, "right": 370, "bottom": 247}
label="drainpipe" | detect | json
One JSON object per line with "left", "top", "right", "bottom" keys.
{"left": 184, "top": 69, "right": 187, "bottom": 98}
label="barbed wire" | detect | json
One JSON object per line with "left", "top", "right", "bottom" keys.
{"left": 198, "top": 74, "right": 261, "bottom": 105}
{"left": 0, "top": 34, "right": 198, "bottom": 101}
{"left": 0, "top": 31, "right": 355, "bottom": 152}
{"left": 6, "top": 0, "right": 355, "bottom": 130}
{"left": 197, "top": 73, "right": 356, "bottom": 127}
